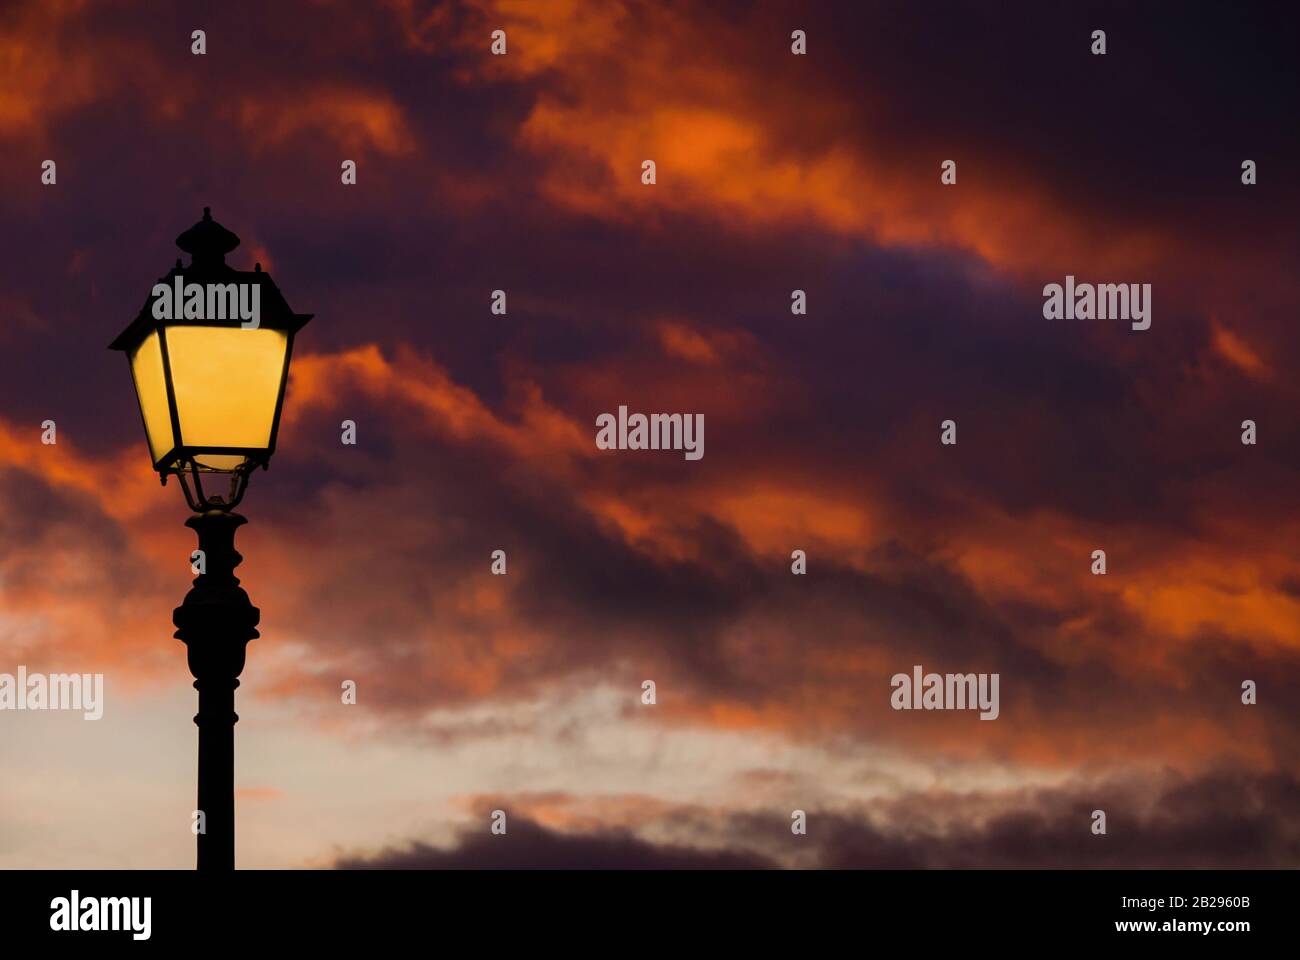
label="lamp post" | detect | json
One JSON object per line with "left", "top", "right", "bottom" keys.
{"left": 109, "top": 208, "right": 311, "bottom": 871}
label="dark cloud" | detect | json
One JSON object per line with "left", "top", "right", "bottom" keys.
{"left": 337, "top": 816, "right": 777, "bottom": 869}
{"left": 814, "top": 768, "right": 1300, "bottom": 869}
{"left": 338, "top": 769, "right": 1300, "bottom": 869}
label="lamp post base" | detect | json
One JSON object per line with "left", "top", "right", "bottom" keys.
{"left": 173, "top": 510, "right": 259, "bottom": 872}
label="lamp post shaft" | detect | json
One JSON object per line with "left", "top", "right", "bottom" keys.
{"left": 195, "top": 677, "right": 238, "bottom": 870}
{"left": 173, "top": 511, "right": 259, "bottom": 872}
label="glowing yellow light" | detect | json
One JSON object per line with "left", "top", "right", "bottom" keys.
{"left": 165, "top": 326, "right": 288, "bottom": 460}
{"left": 129, "top": 331, "right": 174, "bottom": 464}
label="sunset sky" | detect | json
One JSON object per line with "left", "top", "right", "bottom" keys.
{"left": 1, "top": 0, "right": 1298, "bottom": 868}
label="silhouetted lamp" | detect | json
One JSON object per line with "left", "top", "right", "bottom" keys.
{"left": 110, "top": 207, "right": 311, "bottom": 511}
{"left": 109, "top": 208, "right": 311, "bottom": 872}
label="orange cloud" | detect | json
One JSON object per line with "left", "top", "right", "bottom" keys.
{"left": 285, "top": 344, "right": 591, "bottom": 467}
{"left": 0, "top": 1, "right": 104, "bottom": 138}
{"left": 1210, "top": 319, "right": 1272, "bottom": 380}
{"left": 655, "top": 321, "right": 755, "bottom": 365}
{"left": 446, "top": 0, "right": 1268, "bottom": 306}
{"left": 236, "top": 89, "right": 415, "bottom": 156}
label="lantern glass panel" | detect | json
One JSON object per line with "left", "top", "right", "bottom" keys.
{"left": 165, "top": 326, "right": 289, "bottom": 457}
{"left": 129, "top": 330, "right": 175, "bottom": 465}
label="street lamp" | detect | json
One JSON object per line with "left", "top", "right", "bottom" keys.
{"left": 109, "top": 208, "right": 311, "bottom": 870}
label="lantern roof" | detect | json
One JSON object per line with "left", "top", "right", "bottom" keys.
{"left": 108, "top": 207, "right": 312, "bottom": 353}
{"left": 176, "top": 206, "right": 240, "bottom": 265}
